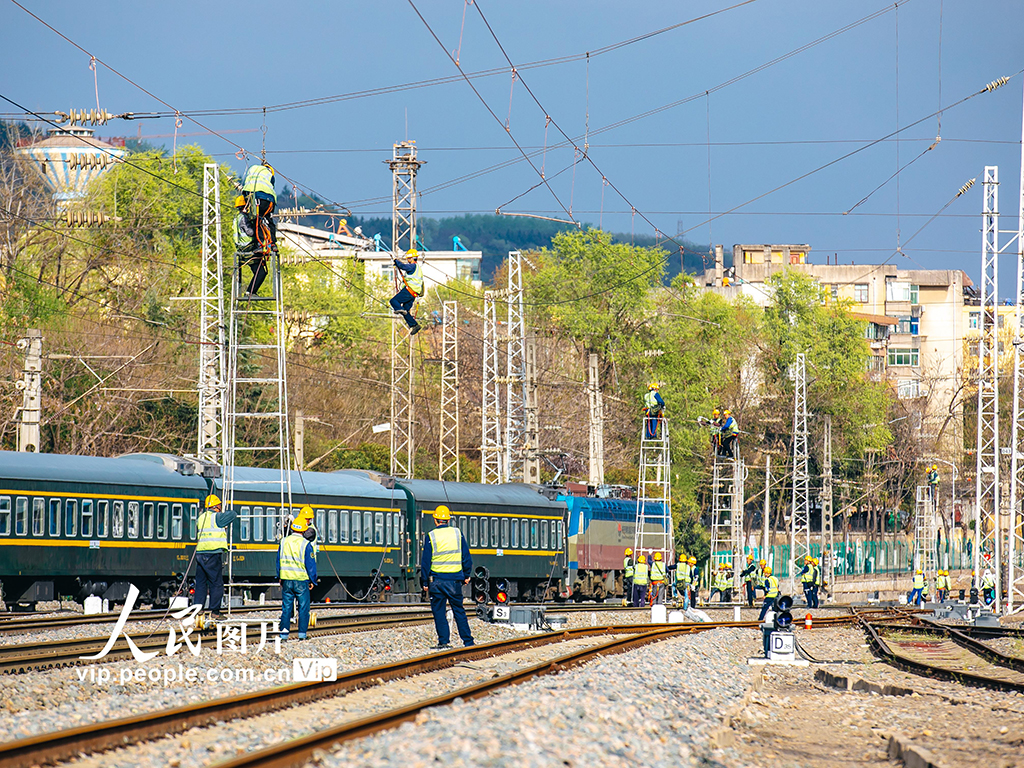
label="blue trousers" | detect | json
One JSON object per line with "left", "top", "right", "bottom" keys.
{"left": 429, "top": 578, "right": 474, "bottom": 646}
{"left": 909, "top": 588, "right": 922, "bottom": 606}
{"left": 810, "top": 586, "right": 820, "bottom": 609}
{"left": 280, "top": 580, "right": 311, "bottom": 638}
{"left": 803, "top": 584, "right": 814, "bottom": 607}
{"left": 758, "top": 596, "right": 777, "bottom": 622}
{"left": 193, "top": 551, "right": 224, "bottom": 613}
{"left": 389, "top": 288, "right": 419, "bottom": 328}
{"left": 632, "top": 583, "right": 648, "bottom": 607}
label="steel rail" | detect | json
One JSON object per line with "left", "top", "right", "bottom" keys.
{"left": 0, "top": 622, "right": 711, "bottom": 768}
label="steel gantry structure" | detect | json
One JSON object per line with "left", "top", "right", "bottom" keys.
{"left": 481, "top": 290, "right": 503, "bottom": 484}
{"left": 197, "top": 163, "right": 226, "bottom": 466}
{"left": 438, "top": 300, "right": 460, "bottom": 482}
{"left": 387, "top": 141, "right": 422, "bottom": 479}
{"left": 975, "top": 167, "right": 1000, "bottom": 602}
{"left": 790, "top": 352, "right": 811, "bottom": 589}
{"left": 504, "top": 251, "right": 527, "bottom": 482}
{"left": 1007, "top": 91, "right": 1024, "bottom": 612}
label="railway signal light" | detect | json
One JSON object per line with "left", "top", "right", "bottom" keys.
{"left": 495, "top": 578, "right": 509, "bottom": 604}
{"left": 472, "top": 566, "right": 490, "bottom": 603}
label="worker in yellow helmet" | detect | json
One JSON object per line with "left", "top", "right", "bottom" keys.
{"left": 296, "top": 505, "right": 319, "bottom": 552}
{"left": 935, "top": 569, "right": 950, "bottom": 602}
{"left": 758, "top": 565, "right": 780, "bottom": 621}
{"left": 927, "top": 464, "right": 940, "bottom": 507}
{"left": 910, "top": 568, "right": 925, "bottom": 606}
{"left": 390, "top": 248, "right": 424, "bottom": 335}
{"left": 643, "top": 382, "right": 665, "bottom": 440}
{"left": 649, "top": 551, "right": 667, "bottom": 605}
{"left": 719, "top": 409, "right": 739, "bottom": 459}
{"left": 192, "top": 493, "right": 238, "bottom": 620}
{"left": 232, "top": 193, "right": 275, "bottom": 300}
{"left": 277, "top": 515, "right": 317, "bottom": 641}
{"left": 632, "top": 554, "right": 650, "bottom": 607}
{"left": 422, "top": 505, "right": 474, "bottom": 649}
{"left": 622, "top": 547, "right": 635, "bottom": 605}
{"left": 740, "top": 554, "right": 759, "bottom": 608}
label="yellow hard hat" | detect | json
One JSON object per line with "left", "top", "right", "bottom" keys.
{"left": 638, "top": 554, "right": 647, "bottom": 563}
{"left": 299, "top": 505, "right": 314, "bottom": 519}
{"left": 758, "top": 559, "right": 767, "bottom": 567}
{"left": 654, "top": 552, "right": 662, "bottom": 561}
{"left": 625, "top": 547, "right": 633, "bottom": 555}
{"left": 263, "top": 162, "right": 275, "bottom": 176}
{"left": 724, "top": 409, "right": 731, "bottom": 415}
{"left": 931, "top": 464, "right": 938, "bottom": 470}
{"left": 712, "top": 409, "right": 720, "bottom": 416}
{"left": 290, "top": 516, "right": 309, "bottom": 533}
{"left": 648, "top": 381, "right": 659, "bottom": 390}
{"left": 763, "top": 566, "right": 773, "bottom": 575}
{"left": 805, "top": 555, "right": 813, "bottom": 562}
{"left": 432, "top": 505, "right": 451, "bottom": 521}
{"left": 688, "top": 556, "right": 696, "bottom": 564}
{"left": 812, "top": 557, "right": 819, "bottom": 565}
{"left": 915, "top": 568, "right": 923, "bottom": 574}
{"left": 234, "top": 195, "right": 246, "bottom": 209}
{"left": 747, "top": 554, "right": 754, "bottom": 561}
{"left": 406, "top": 248, "right": 419, "bottom": 259}
{"left": 205, "top": 494, "right": 222, "bottom": 508}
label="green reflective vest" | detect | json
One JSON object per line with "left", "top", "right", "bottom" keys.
{"left": 676, "top": 564, "right": 691, "bottom": 584}
{"left": 242, "top": 164, "right": 276, "bottom": 201}
{"left": 650, "top": 561, "right": 666, "bottom": 582}
{"left": 196, "top": 509, "right": 227, "bottom": 552}
{"left": 402, "top": 261, "right": 424, "bottom": 296}
{"left": 233, "top": 215, "right": 253, "bottom": 252}
{"left": 764, "top": 575, "right": 779, "bottom": 598}
{"left": 981, "top": 574, "right": 995, "bottom": 589}
{"left": 801, "top": 564, "right": 815, "bottom": 584}
{"left": 428, "top": 526, "right": 462, "bottom": 574}
{"left": 279, "top": 533, "right": 309, "bottom": 581}
{"left": 633, "top": 562, "right": 649, "bottom": 586}
{"left": 714, "top": 571, "right": 730, "bottom": 590}
{"left": 623, "top": 557, "right": 634, "bottom": 579}
{"left": 936, "top": 575, "right": 949, "bottom": 590}
{"left": 643, "top": 390, "right": 660, "bottom": 410}
{"left": 913, "top": 573, "right": 925, "bottom": 589}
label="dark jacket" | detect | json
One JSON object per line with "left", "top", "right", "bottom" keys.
{"left": 420, "top": 524, "right": 472, "bottom": 585}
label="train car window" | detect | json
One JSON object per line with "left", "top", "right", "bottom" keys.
{"left": 521, "top": 519, "right": 529, "bottom": 548}
{"left": 141, "top": 503, "right": 154, "bottom": 539}
{"left": 510, "top": 518, "right": 519, "bottom": 548}
{"left": 338, "top": 510, "right": 348, "bottom": 543}
{"left": 97, "top": 501, "right": 108, "bottom": 538}
{"left": 363, "top": 512, "right": 373, "bottom": 544}
{"left": 316, "top": 510, "right": 326, "bottom": 542}
{"left": 457, "top": 516, "right": 466, "bottom": 534}
{"left": 478, "top": 518, "right": 487, "bottom": 548}
{"left": 253, "top": 507, "right": 264, "bottom": 542}
{"left": 375, "top": 512, "right": 384, "bottom": 546}
{"left": 501, "top": 518, "right": 509, "bottom": 548}
{"left": 350, "top": 510, "right": 361, "bottom": 544}
{"left": 32, "top": 498, "right": 44, "bottom": 536}
{"left": 541, "top": 521, "right": 549, "bottom": 550}
{"left": 394, "top": 512, "right": 402, "bottom": 545}
{"left": 189, "top": 504, "right": 198, "bottom": 540}
{"left": 491, "top": 518, "right": 499, "bottom": 547}
{"left": 81, "top": 500, "right": 94, "bottom": 538}
{"left": 114, "top": 501, "right": 125, "bottom": 538}
{"left": 240, "top": 507, "right": 251, "bottom": 541}
{"left": 385, "top": 512, "right": 392, "bottom": 547}
{"left": 48, "top": 499, "right": 61, "bottom": 537}
{"left": 66, "top": 500, "right": 78, "bottom": 537}
{"left": 156, "top": 503, "right": 168, "bottom": 539}
{"left": 530, "top": 519, "right": 538, "bottom": 549}
{"left": 15, "top": 497, "right": 27, "bottom": 536}
{"left": 171, "top": 504, "right": 183, "bottom": 540}
{"left": 328, "top": 510, "right": 338, "bottom": 544}
{"left": 556, "top": 520, "right": 564, "bottom": 549}
{"left": 0, "top": 497, "right": 10, "bottom": 536}
{"left": 469, "top": 516, "right": 478, "bottom": 547}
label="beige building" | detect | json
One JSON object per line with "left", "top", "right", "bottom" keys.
{"left": 701, "top": 245, "right": 971, "bottom": 452}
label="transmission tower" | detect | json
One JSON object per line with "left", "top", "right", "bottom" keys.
{"left": 1009, "top": 90, "right": 1024, "bottom": 612}
{"left": 438, "top": 300, "right": 460, "bottom": 481}
{"left": 821, "top": 414, "right": 834, "bottom": 567}
{"left": 197, "top": 163, "right": 226, "bottom": 466}
{"left": 975, "top": 166, "right": 1000, "bottom": 601}
{"left": 505, "top": 251, "right": 527, "bottom": 482}
{"left": 790, "top": 352, "right": 810, "bottom": 588}
{"left": 481, "top": 290, "right": 503, "bottom": 483}
{"left": 524, "top": 335, "right": 541, "bottom": 484}
{"left": 387, "top": 141, "right": 422, "bottom": 479}
{"left": 588, "top": 352, "right": 605, "bottom": 486}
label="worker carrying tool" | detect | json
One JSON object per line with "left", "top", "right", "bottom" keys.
{"left": 622, "top": 548, "right": 635, "bottom": 606}
{"left": 719, "top": 409, "right": 739, "bottom": 458}
{"left": 649, "top": 552, "right": 667, "bottom": 605}
{"left": 643, "top": 382, "right": 665, "bottom": 440}
{"left": 390, "top": 248, "right": 424, "bottom": 335}
{"left": 421, "top": 505, "right": 474, "bottom": 650}
{"left": 277, "top": 514, "right": 318, "bottom": 641}
{"left": 740, "top": 554, "right": 758, "bottom": 608}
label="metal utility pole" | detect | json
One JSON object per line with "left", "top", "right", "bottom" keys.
{"left": 15, "top": 328, "right": 42, "bottom": 453}
{"left": 1009, "top": 86, "right": 1024, "bottom": 612}
{"left": 588, "top": 352, "right": 605, "bottom": 486}
{"left": 197, "top": 163, "right": 226, "bottom": 466}
{"left": 822, "top": 414, "right": 834, "bottom": 570}
{"left": 763, "top": 455, "right": 771, "bottom": 558}
{"left": 975, "top": 166, "right": 1000, "bottom": 601}
{"left": 294, "top": 411, "right": 305, "bottom": 471}
{"left": 439, "top": 300, "right": 460, "bottom": 481}
{"left": 790, "top": 352, "right": 810, "bottom": 590}
{"left": 481, "top": 290, "right": 503, "bottom": 484}
{"left": 388, "top": 141, "right": 421, "bottom": 479}
{"left": 505, "top": 251, "right": 527, "bottom": 482}
{"left": 524, "top": 335, "right": 541, "bottom": 484}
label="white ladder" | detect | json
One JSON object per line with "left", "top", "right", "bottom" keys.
{"left": 633, "top": 418, "right": 673, "bottom": 580}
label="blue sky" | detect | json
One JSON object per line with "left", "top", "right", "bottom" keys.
{"left": 2, "top": 0, "right": 1022, "bottom": 284}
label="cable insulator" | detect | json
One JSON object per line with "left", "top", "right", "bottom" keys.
{"left": 64, "top": 210, "right": 115, "bottom": 227}
{"left": 54, "top": 108, "right": 113, "bottom": 126}
{"left": 957, "top": 178, "right": 976, "bottom": 198}
{"left": 984, "top": 76, "right": 1009, "bottom": 93}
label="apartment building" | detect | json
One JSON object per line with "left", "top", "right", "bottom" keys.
{"left": 701, "top": 245, "right": 970, "bottom": 452}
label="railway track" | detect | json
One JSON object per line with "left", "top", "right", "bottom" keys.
{"left": 0, "top": 619, "right": 783, "bottom": 768}
{"left": 860, "top": 613, "right": 1024, "bottom": 692}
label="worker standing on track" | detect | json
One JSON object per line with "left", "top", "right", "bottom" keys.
{"left": 192, "top": 494, "right": 238, "bottom": 620}
{"left": 709, "top": 563, "right": 731, "bottom": 603}
{"left": 909, "top": 569, "right": 925, "bottom": 606}
{"left": 277, "top": 516, "right": 317, "bottom": 641}
{"left": 390, "top": 248, "right": 424, "bottom": 335}
{"left": 674, "top": 556, "right": 690, "bottom": 608}
{"left": 632, "top": 554, "right": 649, "bottom": 607}
{"left": 643, "top": 383, "right": 665, "bottom": 440}
{"left": 720, "top": 410, "right": 739, "bottom": 458}
{"left": 796, "top": 555, "right": 815, "bottom": 608}
{"left": 936, "top": 569, "right": 950, "bottom": 602}
{"left": 758, "top": 566, "right": 779, "bottom": 621}
{"left": 811, "top": 557, "right": 822, "bottom": 608}
{"left": 740, "top": 554, "right": 758, "bottom": 608}
{"left": 622, "top": 548, "right": 635, "bottom": 606}
{"left": 649, "top": 552, "right": 667, "bottom": 605}
{"left": 421, "top": 505, "right": 475, "bottom": 650}
{"left": 980, "top": 569, "right": 996, "bottom": 606}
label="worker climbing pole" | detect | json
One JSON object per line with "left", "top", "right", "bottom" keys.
{"left": 709, "top": 406, "right": 744, "bottom": 600}
{"left": 633, "top": 382, "right": 673, "bottom": 595}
